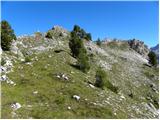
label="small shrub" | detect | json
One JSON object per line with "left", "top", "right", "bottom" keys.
{"left": 96, "top": 38, "right": 101, "bottom": 46}
{"left": 144, "top": 71, "right": 154, "bottom": 79}
{"left": 35, "top": 32, "right": 42, "bottom": 36}
{"left": 148, "top": 51, "right": 157, "bottom": 66}
{"left": 95, "top": 68, "right": 118, "bottom": 93}
{"left": 25, "top": 56, "right": 31, "bottom": 63}
{"left": 54, "top": 96, "right": 65, "bottom": 105}
{"left": 77, "top": 48, "right": 90, "bottom": 73}
{"left": 59, "top": 33, "right": 63, "bottom": 37}
{"left": 128, "top": 93, "right": 133, "bottom": 98}
{"left": 1, "top": 58, "right": 6, "bottom": 66}
{"left": 34, "top": 32, "right": 43, "bottom": 40}
{"left": 45, "top": 31, "right": 52, "bottom": 39}
{"left": 105, "top": 80, "right": 118, "bottom": 93}
{"left": 95, "top": 68, "right": 105, "bottom": 88}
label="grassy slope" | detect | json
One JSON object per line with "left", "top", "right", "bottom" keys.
{"left": 1, "top": 36, "right": 159, "bottom": 119}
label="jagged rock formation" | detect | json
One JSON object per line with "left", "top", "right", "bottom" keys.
{"left": 128, "top": 39, "right": 150, "bottom": 59}
{"left": 1, "top": 26, "right": 159, "bottom": 119}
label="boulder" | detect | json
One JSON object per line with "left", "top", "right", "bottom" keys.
{"left": 33, "top": 91, "right": 38, "bottom": 94}
{"left": 128, "top": 39, "right": 150, "bottom": 59}
{"left": 73, "top": 95, "right": 80, "bottom": 101}
{"left": 1, "top": 75, "right": 7, "bottom": 81}
{"left": 5, "top": 79, "right": 16, "bottom": 86}
{"left": 1, "top": 66, "right": 7, "bottom": 73}
{"left": 89, "top": 84, "right": 95, "bottom": 89}
{"left": 11, "top": 102, "right": 22, "bottom": 110}
{"left": 67, "top": 106, "right": 71, "bottom": 110}
{"left": 56, "top": 73, "right": 69, "bottom": 81}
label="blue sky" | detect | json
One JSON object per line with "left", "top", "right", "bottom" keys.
{"left": 1, "top": 1, "right": 158, "bottom": 47}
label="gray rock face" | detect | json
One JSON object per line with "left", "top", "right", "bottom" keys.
{"left": 10, "top": 40, "right": 24, "bottom": 59}
{"left": 128, "top": 39, "right": 150, "bottom": 59}
{"left": 52, "top": 25, "right": 69, "bottom": 37}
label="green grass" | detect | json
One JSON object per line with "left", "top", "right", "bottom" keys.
{"left": 1, "top": 50, "right": 116, "bottom": 119}
{"left": 1, "top": 38, "right": 159, "bottom": 119}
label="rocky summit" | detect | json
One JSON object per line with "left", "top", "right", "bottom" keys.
{"left": 1, "top": 26, "right": 159, "bottom": 119}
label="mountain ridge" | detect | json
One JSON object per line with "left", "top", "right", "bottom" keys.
{"left": 1, "top": 26, "right": 159, "bottom": 119}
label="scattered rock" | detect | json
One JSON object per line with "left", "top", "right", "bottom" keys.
{"left": 27, "top": 105, "right": 32, "bottom": 108}
{"left": 56, "top": 75, "right": 61, "bottom": 79}
{"left": 104, "top": 100, "right": 110, "bottom": 104}
{"left": 67, "top": 106, "right": 71, "bottom": 110}
{"left": 26, "top": 62, "right": 32, "bottom": 65}
{"left": 85, "top": 98, "right": 88, "bottom": 101}
{"left": 11, "top": 102, "right": 22, "bottom": 110}
{"left": 89, "top": 84, "right": 95, "bottom": 89}
{"left": 120, "top": 95, "right": 125, "bottom": 99}
{"left": 55, "top": 73, "right": 69, "bottom": 81}
{"left": 20, "top": 58, "right": 25, "bottom": 62}
{"left": 70, "top": 71, "right": 75, "bottom": 74}
{"left": 48, "top": 55, "right": 52, "bottom": 58}
{"left": 5, "top": 60, "right": 13, "bottom": 67}
{"left": 1, "top": 66, "right": 7, "bottom": 73}
{"left": 33, "top": 91, "right": 38, "bottom": 94}
{"left": 73, "top": 95, "right": 80, "bottom": 101}
{"left": 1, "top": 75, "right": 7, "bottom": 81}
{"left": 6, "top": 80, "right": 16, "bottom": 86}
{"left": 93, "top": 102, "right": 97, "bottom": 105}
{"left": 64, "top": 76, "right": 69, "bottom": 80}
{"left": 114, "top": 112, "right": 117, "bottom": 115}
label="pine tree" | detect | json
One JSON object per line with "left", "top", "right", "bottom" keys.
{"left": 148, "top": 51, "right": 157, "bottom": 66}
{"left": 1, "top": 20, "right": 16, "bottom": 51}
{"left": 69, "top": 31, "right": 84, "bottom": 58}
{"left": 69, "top": 25, "right": 90, "bottom": 73}
{"left": 85, "top": 33, "right": 92, "bottom": 41}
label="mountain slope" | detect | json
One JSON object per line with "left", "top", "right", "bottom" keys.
{"left": 1, "top": 26, "right": 159, "bottom": 119}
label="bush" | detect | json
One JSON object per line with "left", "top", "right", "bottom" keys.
{"left": 95, "top": 68, "right": 118, "bottom": 93}
{"left": 35, "top": 32, "right": 42, "bottom": 36}
{"left": 77, "top": 48, "right": 90, "bottom": 73}
{"left": 45, "top": 31, "right": 52, "bottom": 39}
{"left": 25, "top": 56, "right": 31, "bottom": 63}
{"left": 96, "top": 38, "right": 101, "bottom": 46}
{"left": 148, "top": 51, "right": 157, "bottom": 66}
{"left": 95, "top": 68, "right": 106, "bottom": 88}
{"left": 35, "top": 32, "right": 43, "bottom": 40}
{"left": 1, "top": 58, "right": 6, "bottom": 66}
{"left": 1, "top": 20, "right": 16, "bottom": 51}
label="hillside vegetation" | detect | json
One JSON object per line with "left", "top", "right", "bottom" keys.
{"left": 1, "top": 25, "right": 159, "bottom": 119}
